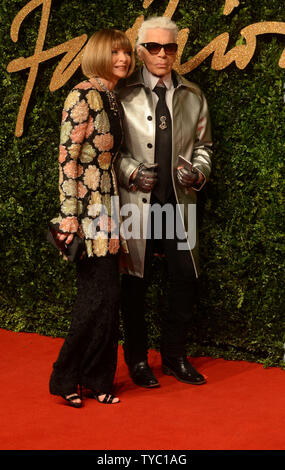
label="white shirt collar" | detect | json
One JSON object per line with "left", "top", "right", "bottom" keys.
{"left": 142, "top": 66, "right": 173, "bottom": 91}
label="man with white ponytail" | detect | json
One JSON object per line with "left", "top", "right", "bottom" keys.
{"left": 115, "top": 16, "right": 213, "bottom": 388}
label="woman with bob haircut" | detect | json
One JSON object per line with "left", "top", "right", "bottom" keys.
{"left": 49, "top": 29, "right": 135, "bottom": 408}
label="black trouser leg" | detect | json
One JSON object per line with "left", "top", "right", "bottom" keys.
{"left": 121, "top": 273, "right": 148, "bottom": 366}
{"left": 121, "top": 234, "right": 154, "bottom": 366}
{"left": 49, "top": 255, "right": 120, "bottom": 396}
{"left": 157, "top": 194, "right": 197, "bottom": 358}
{"left": 160, "top": 236, "right": 197, "bottom": 357}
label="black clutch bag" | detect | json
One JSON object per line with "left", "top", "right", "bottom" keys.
{"left": 46, "top": 221, "right": 85, "bottom": 262}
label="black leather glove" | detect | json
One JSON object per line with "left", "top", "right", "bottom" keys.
{"left": 176, "top": 166, "right": 199, "bottom": 188}
{"left": 130, "top": 163, "right": 158, "bottom": 193}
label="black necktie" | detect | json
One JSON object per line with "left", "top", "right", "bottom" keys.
{"left": 152, "top": 85, "right": 172, "bottom": 204}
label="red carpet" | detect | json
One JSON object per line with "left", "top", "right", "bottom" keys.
{"left": 0, "top": 328, "right": 284, "bottom": 451}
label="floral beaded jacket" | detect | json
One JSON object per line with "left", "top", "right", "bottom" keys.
{"left": 51, "top": 79, "right": 128, "bottom": 258}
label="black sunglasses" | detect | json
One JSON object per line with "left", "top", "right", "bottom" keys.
{"left": 140, "top": 42, "right": 178, "bottom": 55}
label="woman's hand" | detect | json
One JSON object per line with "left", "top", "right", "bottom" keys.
{"left": 56, "top": 232, "right": 86, "bottom": 260}
{"left": 56, "top": 233, "right": 74, "bottom": 245}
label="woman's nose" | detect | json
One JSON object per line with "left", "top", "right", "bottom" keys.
{"left": 118, "top": 51, "right": 128, "bottom": 62}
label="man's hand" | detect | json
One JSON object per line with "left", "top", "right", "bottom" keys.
{"left": 176, "top": 166, "right": 200, "bottom": 188}
{"left": 130, "top": 163, "right": 158, "bottom": 193}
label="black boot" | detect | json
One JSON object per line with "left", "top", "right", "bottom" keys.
{"left": 162, "top": 355, "right": 206, "bottom": 385}
{"left": 129, "top": 360, "right": 160, "bottom": 388}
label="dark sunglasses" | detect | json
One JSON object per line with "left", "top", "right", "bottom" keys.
{"left": 140, "top": 42, "right": 178, "bottom": 55}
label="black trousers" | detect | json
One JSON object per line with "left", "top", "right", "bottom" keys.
{"left": 49, "top": 254, "right": 120, "bottom": 396}
{"left": 121, "top": 193, "right": 197, "bottom": 366}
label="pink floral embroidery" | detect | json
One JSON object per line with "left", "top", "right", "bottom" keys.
{"left": 59, "top": 216, "right": 78, "bottom": 233}
{"left": 62, "top": 110, "right": 68, "bottom": 122}
{"left": 71, "top": 100, "right": 89, "bottom": 123}
{"left": 83, "top": 166, "right": 100, "bottom": 191}
{"left": 77, "top": 181, "right": 88, "bottom": 198}
{"left": 98, "top": 152, "right": 112, "bottom": 169}
{"left": 75, "top": 81, "right": 93, "bottom": 90}
{"left": 63, "top": 160, "right": 77, "bottom": 179}
{"left": 93, "top": 133, "right": 114, "bottom": 151}
{"left": 77, "top": 164, "right": 84, "bottom": 177}
{"left": 71, "top": 122, "right": 88, "bottom": 143}
{"left": 86, "top": 116, "right": 94, "bottom": 138}
{"left": 98, "top": 214, "right": 116, "bottom": 233}
{"left": 109, "top": 236, "right": 120, "bottom": 254}
{"left": 59, "top": 166, "right": 63, "bottom": 185}
{"left": 59, "top": 145, "right": 68, "bottom": 163}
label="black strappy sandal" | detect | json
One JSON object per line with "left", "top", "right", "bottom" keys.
{"left": 61, "top": 385, "right": 83, "bottom": 408}
{"left": 91, "top": 391, "right": 120, "bottom": 404}
{"left": 61, "top": 392, "right": 82, "bottom": 408}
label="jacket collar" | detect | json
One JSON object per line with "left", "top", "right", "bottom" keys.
{"left": 117, "top": 67, "right": 192, "bottom": 90}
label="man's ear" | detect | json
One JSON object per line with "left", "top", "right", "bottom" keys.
{"left": 136, "top": 45, "right": 144, "bottom": 62}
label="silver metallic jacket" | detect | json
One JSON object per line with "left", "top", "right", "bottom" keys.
{"left": 115, "top": 68, "right": 213, "bottom": 278}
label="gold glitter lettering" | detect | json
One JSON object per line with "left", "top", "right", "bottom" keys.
{"left": 6, "top": 0, "right": 285, "bottom": 137}
{"left": 223, "top": 0, "right": 240, "bottom": 16}
{"left": 176, "top": 21, "right": 285, "bottom": 74}
{"left": 6, "top": 0, "right": 87, "bottom": 137}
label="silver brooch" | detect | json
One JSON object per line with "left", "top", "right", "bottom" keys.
{"left": 159, "top": 115, "right": 167, "bottom": 130}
